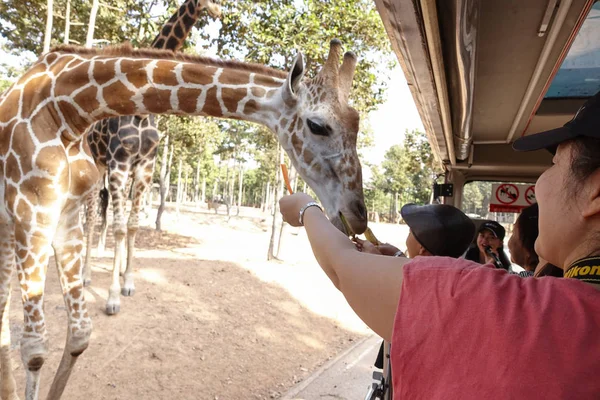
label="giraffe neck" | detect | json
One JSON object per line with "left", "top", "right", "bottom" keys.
{"left": 151, "top": 0, "right": 204, "bottom": 51}
{"left": 33, "top": 48, "right": 288, "bottom": 140}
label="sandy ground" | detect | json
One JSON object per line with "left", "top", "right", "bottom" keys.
{"left": 6, "top": 202, "right": 409, "bottom": 400}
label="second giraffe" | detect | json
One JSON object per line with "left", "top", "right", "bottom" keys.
{"left": 83, "top": 0, "right": 222, "bottom": 315}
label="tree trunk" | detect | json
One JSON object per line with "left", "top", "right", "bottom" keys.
{"left": 394, "top": 192, "right": 400, "bottom": 223}
{"left": 63, "top": 0, "right": 71, "bottom": 44}
{"left": 229, "top": 161, "right": 236, "bottom": 207}
{"left": 155, "top": 135, "right": 171, "bottom": 231}
{"left": 236, "top": 165, "right": 244, "bottom": 216}
{"left": 184, "top": 167, "right": 189, "bottom": 204}
{"left": 43, "top": 0, "right": 54, "bottom": 53}
{"left": 262, "top": 182, "right": 269, "bottom": 212}
{"left": 194, "top": 160, "right": 201, "bottom": 204}
{"left": 201, "top": 177, "right": 206, "bottom": 204}
{"left": 86, "top": 0, "right": 100, "bottom": 47}
{"left": 212, "top": 178, "right": 217, "bottom": 202}
{"left": 175, "top": 157, "right": 183, "bottom": 215}
{"left": 303, "top": 181, "right": 307, "bottom": 193}
{"left": 268, "top": 146, "right": 284, "bottom": 260}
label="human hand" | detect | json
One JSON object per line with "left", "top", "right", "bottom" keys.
{"left": 353, "top": 238, "right": 382, "bottom": 255}
{"left": 279, "top": 193, "right": 318, "bottom": 227}
{"left": 484, "top": 246, "right": 500, "bottom": 265}
{"left": 376, "top": 243, "right": 401, "bottom": 256}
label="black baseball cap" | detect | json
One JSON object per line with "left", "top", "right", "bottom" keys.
{"left": 478, "top": 220, "right": 505, "bottom": 241}
{"left": 512, "top": 90, "right": 600, "bottom": 153}
{"left": 400, "top": 203, "right": 476, "bottom": 258}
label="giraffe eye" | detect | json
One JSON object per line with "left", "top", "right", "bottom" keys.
{"left": 307, "top": 119, "right": 331, "bottom": 137}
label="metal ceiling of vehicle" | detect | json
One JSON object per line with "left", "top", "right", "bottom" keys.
{"left": 373, "top": 0, "right": 597, "bottom": 184}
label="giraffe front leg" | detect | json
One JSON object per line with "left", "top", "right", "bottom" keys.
{"left": 14, "top": 224, "right": 54, "bottom": 400}
{"left": 0, "top": 223, "right": 19, "bottom": 400}
{"left": 122, "top": 169, "right": 153, "bottom": 297}
{"left": 106, "top": 171, "right": 128, "bottom": 315}
{"left": 46, "top": 210, "right": 92, "bottom": 400}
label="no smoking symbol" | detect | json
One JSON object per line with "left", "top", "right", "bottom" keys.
{"left": 525, "top": 186, "right": 536, "bottom": 204}
{"left": 496, "top": 184, "right": 519, "bottom": 205}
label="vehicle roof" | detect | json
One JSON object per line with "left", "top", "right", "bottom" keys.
{"left": 373, "top": 0, "right": 598, "bottom": 183}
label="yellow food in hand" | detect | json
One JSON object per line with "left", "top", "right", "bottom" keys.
{"left": 364, "top": 227, "right": 380, "bottom": 245}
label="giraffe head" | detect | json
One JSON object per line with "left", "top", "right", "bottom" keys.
{"left": 278, "top": 39, "right": 367, "bottom": 235}
{"left": 200, "top": 0, "right": 221, "bottom": 18}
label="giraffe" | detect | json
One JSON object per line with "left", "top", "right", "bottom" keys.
{"left": 0, "top": 39, "right": 367, "bottom": 399}
{"left": 83, "top": 0, "right": 222, "bottom": 309}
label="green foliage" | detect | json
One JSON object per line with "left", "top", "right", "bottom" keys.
{"left": 462, "top": 181, "right": 492, "bottom": 217}
{"left": 0, "top": 0, "right": 198, "bottom": 54}
{"left": 156, "top": 115, "right": 224, "bottom": 187}
{"left": 364, "top": 164, "right": 391, "bottom": 213}
{"left": 214, "top": 0, "right": 394, "bottom": 116}
{"left": 368, "top": 129, "right": 441, "bottom": 214}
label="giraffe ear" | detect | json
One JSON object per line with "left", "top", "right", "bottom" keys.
{"left": 283, "top": 52, "right": 305, "bottom": 105}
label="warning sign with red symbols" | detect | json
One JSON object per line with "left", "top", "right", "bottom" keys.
{"left": 489, "top": 183, "right": 536, "bottom": 213}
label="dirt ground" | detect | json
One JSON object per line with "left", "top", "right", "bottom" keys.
{"left": 6, "top": 203, "right": 409, "bottom": 400}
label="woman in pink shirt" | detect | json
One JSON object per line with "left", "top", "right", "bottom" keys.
{"left": 279, "top": 90, "right": 600, "bottom": 399}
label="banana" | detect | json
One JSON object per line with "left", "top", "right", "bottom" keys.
{"left": 364, "top": 227, "right": 381, "bottom": 245}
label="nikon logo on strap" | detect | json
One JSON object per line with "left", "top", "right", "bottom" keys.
{"left": 564, "top": 257, "right": 600, "bottom": 283}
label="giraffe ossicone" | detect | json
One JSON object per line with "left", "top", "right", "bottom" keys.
{"left": 0, "top": 38, "right": 366, "bottom": 399}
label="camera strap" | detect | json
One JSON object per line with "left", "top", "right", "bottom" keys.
{"left": 564, "top": 256, "right": 600, "bottom": 284}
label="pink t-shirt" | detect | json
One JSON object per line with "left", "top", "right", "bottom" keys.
{"left": 392, "top": 256, "right": 600, "bottom": 399}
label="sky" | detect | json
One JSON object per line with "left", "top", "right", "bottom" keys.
{"left": 363, "top": 65, "right": 424, "bottom": 165}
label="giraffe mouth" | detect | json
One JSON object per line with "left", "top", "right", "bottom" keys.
{"left": 207, "top": 4, "right": 222, "bottom": 18}
{"left": 338, "top": 212, "right": 356, "bottom": 239}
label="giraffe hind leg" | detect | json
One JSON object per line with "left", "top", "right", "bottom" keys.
{"left": 82, "top": 190, "right": 98, "bottom": 287}
{"left": 106, "top": 167, "right": 129, "bottom": 315}
{"left": 0, "top": 223, "right": 19, "bottom": 400}
{"left": 46, "top": 206, "right": 92, "bottom": 400}
{"left": 14, "top": 222, "right": 55, "bottom": 400}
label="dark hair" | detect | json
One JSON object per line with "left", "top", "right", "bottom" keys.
{"left": 569, "top": 137, "right": 600, "bottom": 185}
{"left": 515, "top": 203, "right": 539, "bottom": 269}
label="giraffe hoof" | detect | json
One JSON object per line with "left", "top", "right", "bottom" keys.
{"left": 83, "top": 279, "right": 92, "bottom": 287}
{"left": 121, "top": 287, "right": 135, "bottom": 297}
{"left": 105, "top": 303, "right": 121, "bottom": 315}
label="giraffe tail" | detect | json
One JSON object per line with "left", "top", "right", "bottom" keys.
{"left": 99, "top": 186, "right": 109, "bottom": 227}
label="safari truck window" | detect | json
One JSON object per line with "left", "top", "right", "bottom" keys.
{"left": 461, "top": 180, "right": 537, "bottom": 229}
{"left": 545, "top": 1, "right": 600, "bottom": 98}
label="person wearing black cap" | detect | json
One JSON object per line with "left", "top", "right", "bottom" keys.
{"left": 463, "top": 220, "right": 512, "bottom": 270}
{"left": 278, "top": 90, "right": 600, "bottom": 397}
{"left": 355, "top": 203, "right": 476, "bottom": 259}
{"left": 355, "top": 203, "right": 475, "bottom": 400}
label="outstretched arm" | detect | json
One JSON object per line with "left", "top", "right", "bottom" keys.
{"left": 280, "top": 193, "right": 408, "bottom": 341}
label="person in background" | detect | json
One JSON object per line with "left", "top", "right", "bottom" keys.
{"left": 463, "top": 220, "right": 512, "bottom": 270}
{"left": 355, "top": 203, "right": 475, "bottom": 259}
{"left": 508, "top": 203, "right": 562, "bottom": 277}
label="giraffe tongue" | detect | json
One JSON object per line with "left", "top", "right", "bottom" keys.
{"left": 339, "top": 212, "right": 381, "bottom": 245}
{"left": 338, "top": 212, "right": 356, "bottom": 239}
